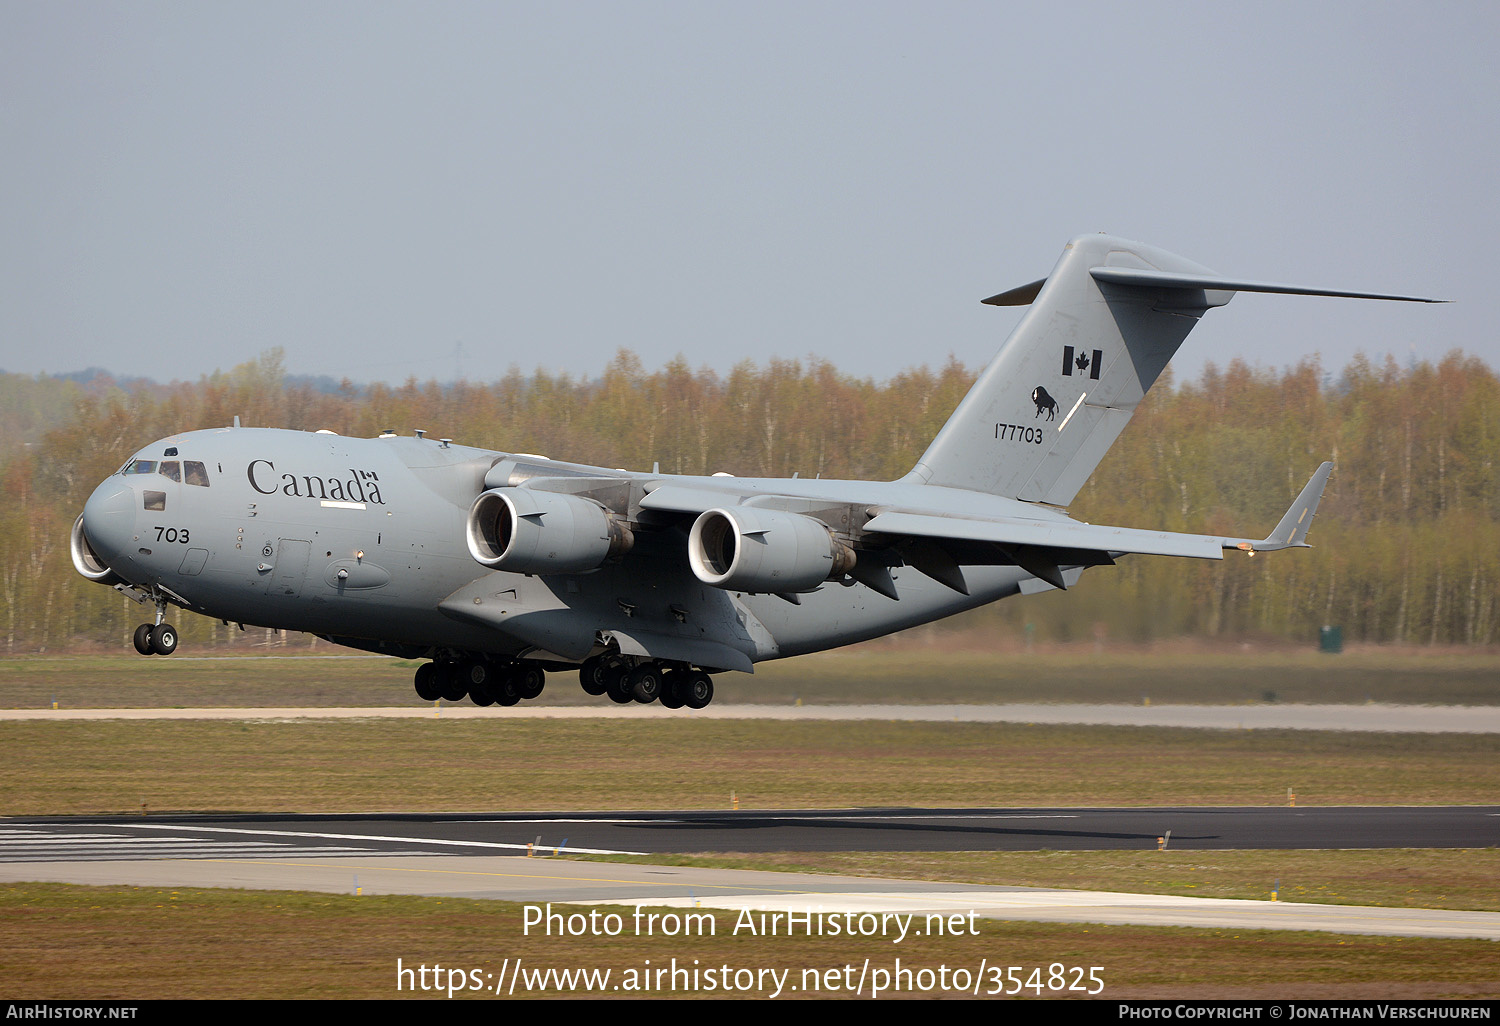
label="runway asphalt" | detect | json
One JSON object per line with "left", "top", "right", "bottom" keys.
{"left": 6, "top": 702, "right": 1500, "bottom": 731}
{"left": 8, "top": 806, "right": 1495, "bottom": 855}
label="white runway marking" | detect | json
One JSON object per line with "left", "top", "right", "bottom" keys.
{"left": 116, "top": 822, "right": 645, "bottom": 856}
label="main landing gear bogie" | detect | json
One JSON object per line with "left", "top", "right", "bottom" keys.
{"left": 412, "top": 658, "right": 548, "bottom": 707}
{"left": 578, "top": 655, "right": 715, "bottom": 711}
{"left": 411, "top": 655, "right": 717, "bottom": 711}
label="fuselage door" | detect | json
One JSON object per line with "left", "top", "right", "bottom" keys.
{"left": 272, "top": 539, "right": 311, "bottom": 597}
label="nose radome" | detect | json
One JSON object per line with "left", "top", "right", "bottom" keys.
{"left": 76, "top": 479, "right": 136, "bottom": 577}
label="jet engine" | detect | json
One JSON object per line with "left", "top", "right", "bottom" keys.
{"left": 688, "top": 507, "right": 855, "bottom": 593}
{"left": 466, "top": 488, "right": 633, "bottom": 574}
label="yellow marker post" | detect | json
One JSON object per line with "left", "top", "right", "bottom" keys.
{"left": 732, "top": 791, "right": 739, "bottom": 811}
{"left": 1288, "top": 787, "right": 1296, "bottom": 808}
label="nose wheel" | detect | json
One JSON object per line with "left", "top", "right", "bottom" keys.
{"left": 131, "top": 592, "right": 178, "bottom": 655}
{"left": 132, "top": 621, "right": 178, "bottom": 655}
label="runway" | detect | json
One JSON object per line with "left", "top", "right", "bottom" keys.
{"left": 5, "top": 702, "right": 1500, "bottom": 731}
{"left": 4, "top": 805, "right": 1496, "bottom": 859}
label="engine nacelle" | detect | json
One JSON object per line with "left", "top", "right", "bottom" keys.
{"left": 466, "top": 488, "right": 633, "bottom": 574}
{"left": 70, "top": 514, "right": 122, "bottom": 585}
{"left": 688, "top": 507, "right": 855, "bottom": 593}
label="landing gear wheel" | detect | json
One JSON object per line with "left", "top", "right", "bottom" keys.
{"left": 148, "top": 623, "right": 178, "bottom": 656}
{"left": 604, "top": 663, "right": 634, "bottom": 704}
{"left": 436, "top": 664, "right": 467, "bottom": 702}
{"left": 514, "top": 665, "right": 545, "bottom": 701}
{"left": 414, "top": 663, "right": 441, "bottom": 701}
{"left": 683, "top": 671, "right": 714, "bottom": 710}
{"left": 469, "top": 684, "right": 496, "bottom": 707}
{"left": 132, "top": 624, "right": 154, "bottom": 656}
{"left": 493, "top": 670, "right": 521, "bottom": 707}
{"left": 579, "top": 657, "right": 609, "bottom": 696}
{"left": 629, "top": 663, "right": 662, "bottom": 704}
{"left": 459, "top": 659, "right": 490, "bottom": 689}
{"left": 659, "top": 670, "right": 687, "bottom": 709}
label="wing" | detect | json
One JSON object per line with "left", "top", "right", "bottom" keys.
{"left": 867, "top": 461, "right": 1333, "bottom": 593}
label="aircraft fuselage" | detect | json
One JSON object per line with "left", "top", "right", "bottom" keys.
{"left": 77, "top": 426, "right": 1035, "bottom": 671}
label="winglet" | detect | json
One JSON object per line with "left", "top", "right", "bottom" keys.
{"left": 1225, "top": 462, "right": 1334, "bottom": 554}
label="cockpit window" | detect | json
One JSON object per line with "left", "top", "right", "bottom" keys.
{"left": 159, "top": 461, "right": 181, "bottom": 483}
{"left": 184, "top": 461, "right": 210, "bottom": 487}
{"left": 144, "top": 491, "right": 166, "bottom": 512}
{"left": 127, "top": 460, "right": 157, "bottom": 475}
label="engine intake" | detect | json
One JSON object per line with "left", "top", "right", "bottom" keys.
{"left": 71, "top": 514, "right": 122, "bottom": 585}
{"left": 466, "top": 488, "right": 632, "bottom": 574}
{"left": 688, "top": 507, "right": 855, "bottom": 593}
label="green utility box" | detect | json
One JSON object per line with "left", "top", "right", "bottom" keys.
{"left": 1319, "top": 625, "right": 1343, "bottom": 654}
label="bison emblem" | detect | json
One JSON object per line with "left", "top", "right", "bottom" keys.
{"left": 1032, "top": 385, "right": 1058, "bottom": 420}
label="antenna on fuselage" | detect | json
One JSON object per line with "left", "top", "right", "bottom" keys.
{"left": 233, "top": 416, "right": 241, "bottom": 428}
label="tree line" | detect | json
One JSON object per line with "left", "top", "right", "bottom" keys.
{"left": 2, "top": 346, "right": 1495, "bottom": 653}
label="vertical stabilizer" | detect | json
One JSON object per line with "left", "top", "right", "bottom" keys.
{"left": 907, "top": 234, "right": 1230, "bottom": 505}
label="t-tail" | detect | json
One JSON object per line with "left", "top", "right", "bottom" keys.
{"left": 906, "top": 233, "right": 1442, "bottom": 505}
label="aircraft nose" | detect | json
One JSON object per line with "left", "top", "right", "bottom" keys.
{"left": 76, "top": 479, "right": 137, "bottom": 577}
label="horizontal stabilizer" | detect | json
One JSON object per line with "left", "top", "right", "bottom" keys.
{"left": 1089, "top": 267, "right": 1445, "bottom": 304}
{"left": 981, "top": 278, "right": 1047, "bottom": 306}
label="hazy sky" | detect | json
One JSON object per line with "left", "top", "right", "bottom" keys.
{"left": 1, "top": 2, "right": 1492, "bottom": 388}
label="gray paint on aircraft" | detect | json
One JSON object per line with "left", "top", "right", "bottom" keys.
{"left": 72, "top": 235, "right": 1437, "bottom": 700}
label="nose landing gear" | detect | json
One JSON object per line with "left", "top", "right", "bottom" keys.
{"left": 131, "top": 594, "right": 177, "bottom": 655}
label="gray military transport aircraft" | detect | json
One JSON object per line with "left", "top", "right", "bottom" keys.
{"left": 71, "top": 234, "right": 1438, "bottom": 709}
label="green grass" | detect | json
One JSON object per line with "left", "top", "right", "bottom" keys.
{"left": 3, "top": 882, "right": 1497, "bottom": 999}
{"left": 4, "top": 642, "right": 1499, "bottom": 708}
{"left": 2, "top": 718, "right": 1495, "bottom": 815}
